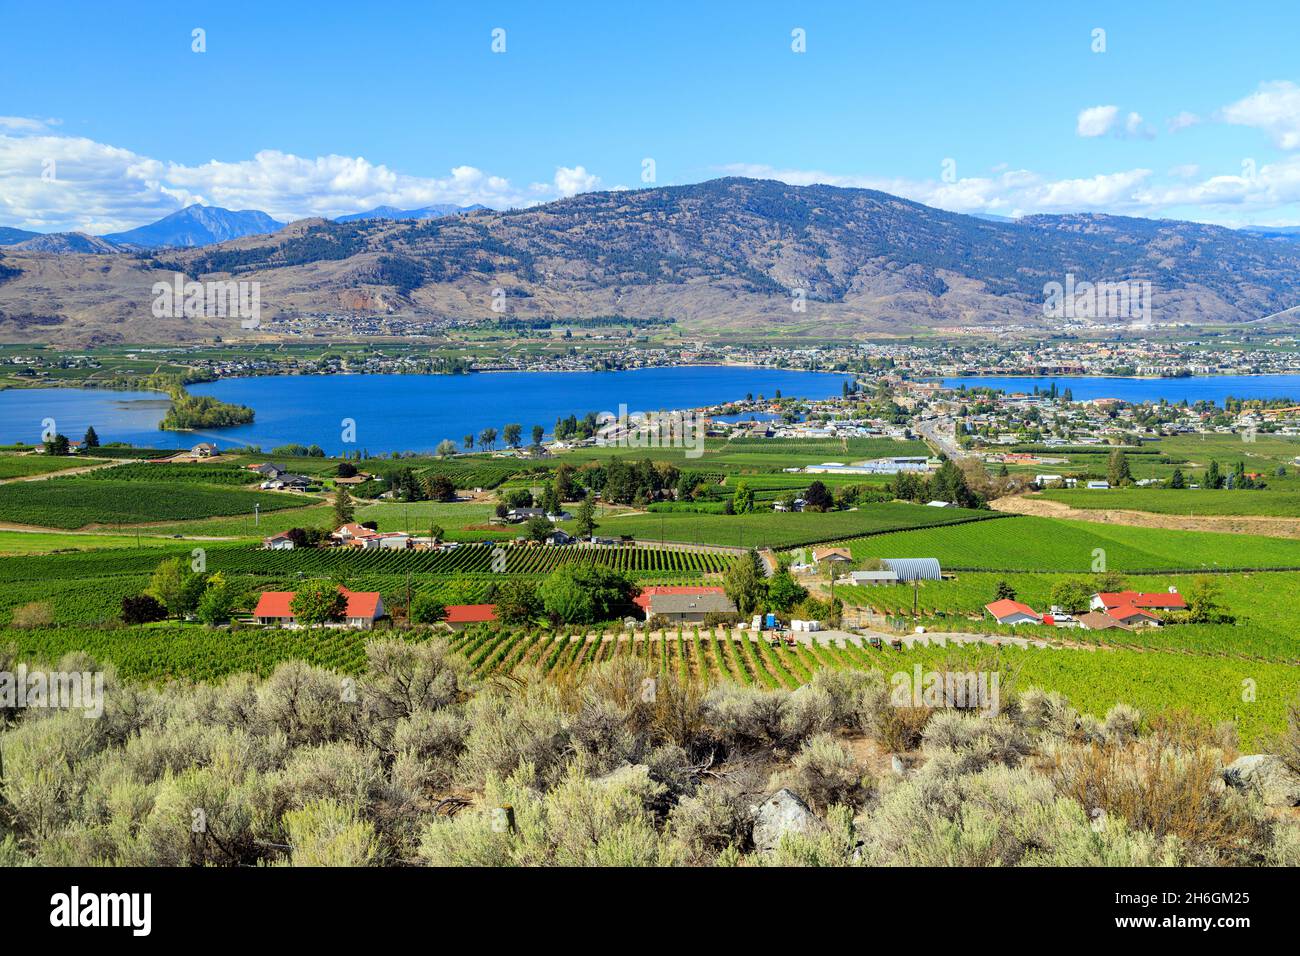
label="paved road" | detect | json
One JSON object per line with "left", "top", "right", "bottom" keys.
{"left": 913, "top": 417, "right": 967, "bottom": 460}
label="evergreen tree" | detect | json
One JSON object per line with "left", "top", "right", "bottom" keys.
{"left": 82, "top": 426, "right": 100, "bottom": 448}
{"left": 334, "top": 485, "right": 355, "bottom": 526}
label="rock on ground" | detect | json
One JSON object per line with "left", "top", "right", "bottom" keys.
{"left": 1221, "top": 754, "right": 1300, "bottom": 807}
{"left": 751, "top": 788, "right": 826, "bottom": 851}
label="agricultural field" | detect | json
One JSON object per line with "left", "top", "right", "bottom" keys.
{"left": 835, "top": 570, "right": 1300, "bottom": 662}
{"left": 1039, "top": 487, "right": 1300, "bottom": 517}
{"left": 0, "top": 454, "right": 108, "bottom": 479}
{"left": 0, "top": 478, "right": 315, "bottom": 529}
{"left": 81, "top": 462, "right": 262, "bottom": 485}
{"left": 3, "top": 624, "right": 1293, "bottom": 746}
{"left": 836, "top": 515, "right": 1300, "bottom": 571}
{"left": 573, "top": 501, "right": 1000, "bottom": 549}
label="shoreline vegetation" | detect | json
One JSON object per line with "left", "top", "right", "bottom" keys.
{"left": 5, "top": 371, "right": 257, "bottom": 432}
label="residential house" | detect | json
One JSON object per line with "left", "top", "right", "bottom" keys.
{"left": 332, "top": 523, "right": 381, "bottom": 548}
{"left": 634, "top": 586, "right": 729, "bottom": 621}
{"left": 1105, "top": 604, "right": 1162, "bottom": 627}
{"left": 1091, "top": 590, "right": 1187, "bottom": 613}
{"left": 443, "top": 604, "right": 498, "bottom": 631}
{"left": 262, "top": 531, "right": 295, "bottom": 550}
{"left": 253, "top": 587, "right": 385, "bottom": 629}
{"left": 506, "top": 507, "right": 548, "bottom": 524}
{"left": 811, "top": 547, "right": 853, "bottom": 567}
{"left": 984, "top": 599, "right": 1042, "bottom": 626}
{"left": 190, "top": 442, "right": 218, "bottom": 458}
{"left": 644, "top": 591, "right": 738, "bottom": 625}
{"left": 1077, "top": 611, "right": 1127, "bottom": 631}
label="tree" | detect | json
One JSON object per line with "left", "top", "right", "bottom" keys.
{"left": 1185, "top": 577, "right": 1229, "bottom": 624}
{"left": 44, "top": 433, "right": 70, "bottom": 456}
{"left": 82, "top": 426, "right": 99, "bottom": 448}
{"left": 1167, "top": 468, "right": 1186, "bottom": 489}
{"left": 994, "top": 580, "right": 1017, "bottom": 602}
{"left": 291, "top": 581, "right": 347, "bottom": 626}
{"left": 1205, "top": 459, "right": 1223, "bottom": 489}
{"left": 539, "top": 483, "right": 561, "bottom": 516}
{"left": 724, "top": 550, "right": 767, "bottom": 616}
{"left": 539, "top": 566, "right": 637, "bottom": 625}
{"left": 427, "top": 524, "right": 445, "bottom": 544}
{"left": 425, "top": 473, "right": 455, "bottom": 502}
{"left": 337, "top": 461, "right": 358, "bottom": 478}
{"left": 196, "top": 572, "right": 236, "bottom": 625}
{"left": 147, "top": 557, "right": 207, "bottom": 618}
{"left": 479, "top": 427, "right": 497, "bottom": 451}
{"left": 575, "top": 495, "right": 598, "bottom": 538}
{"left": 766, "top": 570, "right": 808, "bottom": 613}
{"left": 525, "top": 514, "right": 554, "bottom": 543}
{"left": 502, "top": 423, "right": 522, "bottom": 449}
{"left": 463, "top": 434, "right": 474, "bottom": 451}
{"left": 803, "top": 480, "right": 832, "bottom": 512}
{"left": 409, "top": 593, "right": 447, "bottom": 624}
{"left": 1107, "top": 449, "right": 1132, "bottom": 487}
{"left": 435, "top": 439, "right": 458, "bottom": 458}
{"left": 333, "top": 485, "right": 355, "bottom": 526}
{"left": 122, "top": 594, "right": 167, "bottom": 625}
{"left": 531, "top": 425, "right": 545, "bottom": 447}
{"left": 496, "top": 578, "right": 542, "bottom": 625}
{"left": 732, "top": 481, "right": 755, "bottom": 515}
{"left": 1048, "top": 579, "right": 1094, "bottom": 614}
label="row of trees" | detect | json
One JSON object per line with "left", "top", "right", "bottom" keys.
{"left": 122, "top": 557, "right": 237, "bottom": 625}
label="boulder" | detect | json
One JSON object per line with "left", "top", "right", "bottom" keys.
{"left": 1221, "top": 754, "right": 1300, "bottom": 807}
{"left": 751, "top": 788, "right": 826, "bottom": 851}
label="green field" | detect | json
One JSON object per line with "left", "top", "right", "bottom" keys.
{"left": 0, "top": 455, "right": 107, "bottom": 479}
{"left": 837, "top": 515, "right": 1300, "bottom": 571}
{"left": 0, "top": 478, "right": 316, "bottom": 529}
{"left": 1041, "top": 487, "right": 1300, "bottom": 517}
{"left": 570, "top": 502, "right": 999, "bottom": 549}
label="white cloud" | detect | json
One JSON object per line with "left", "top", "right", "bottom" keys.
{"left": 717, "top": 160, "right": 1300, "bottom": 226}
{"left": 0, "top": 116, "right": 59, "bottom": 132}
{"left": 1220, "top": 80, "right": 1300, "bottom": 149}
{"left": 1123, "top": 112, "right": 1155, "bottom": 139}
{"left": 1167, "top": 111, "right": 1202, "bottom": 133}
{"left": 533, "top": 166, "right": 603, "bottom": 197}
{"left": 1077, "top": 105, "right": 1120, "bottom": 138}
{"left": 0, "top": 134, "right": 603, "bottom": 232}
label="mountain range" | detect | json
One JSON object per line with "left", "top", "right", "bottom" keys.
{"left": 335, "top": 203, "right": 488, "bottom": 223}
{"left": 2, "top": 177, "right": 1300, "bottom": 344}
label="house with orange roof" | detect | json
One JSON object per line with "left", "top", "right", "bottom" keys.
{"left": 984, "top": 599, "right": 1042, "bottom": 626}
{"left": 443, "top": 604, "right": 498, "bottom": 631}
{"left": 253, "top": 586, "right": 385, "bottom": 629}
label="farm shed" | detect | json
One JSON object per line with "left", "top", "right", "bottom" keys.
{"left": 881, "top": 558, "right": 942, "bottom": 582}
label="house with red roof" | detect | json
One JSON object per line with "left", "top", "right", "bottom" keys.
{"left": 253, "top": 586, "right": 385, "bottom": 629}
{"left": 1104, "top": 603, "right": 1162, "bottom": 627}
{"left": 1091, "top": 589, "right": 1187, "bottom": 613}
{"left": 984, "top": 599, "right": 1042, "bottom": 626}
{"left": 443, "top": 604, "right": 498, "bottom": 631}
{"left": 633, "top": 586, "right": 728, "bottom": 620}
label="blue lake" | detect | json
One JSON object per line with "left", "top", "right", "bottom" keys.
{"left": 0, "top": 367, "right": 852, "bottom": 454}
{"left": 942, "top": 374, "right": 1300, "bottom": 405}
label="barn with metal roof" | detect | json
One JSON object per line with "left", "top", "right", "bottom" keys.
{"left": 881, "top": 558, "right": 942, "bottom": 582}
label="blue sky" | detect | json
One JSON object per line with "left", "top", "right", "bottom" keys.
{"left": 4, "top": 0, "right": 1300, "bottom": 231}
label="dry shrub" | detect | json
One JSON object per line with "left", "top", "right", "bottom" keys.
{"left": 773, "top": 733, "right": 872, "bottom": 812}
{"left": 667, "top": 783, "right": 751, "bottom": 861}
{"left": 1148, "top": 708, "right": 1238, "bottom": 757}
{"left": 10, "top": 601, "right": 53, "bottom": 629}
{"left": 1051, "top": 741, "right": 1268, "bottom": 865}
{"left": 1276, "top": 701, "right": 1300, "bottom": 778}
{"left": 875, "top": 706, "right": 932, "bottom": 752}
